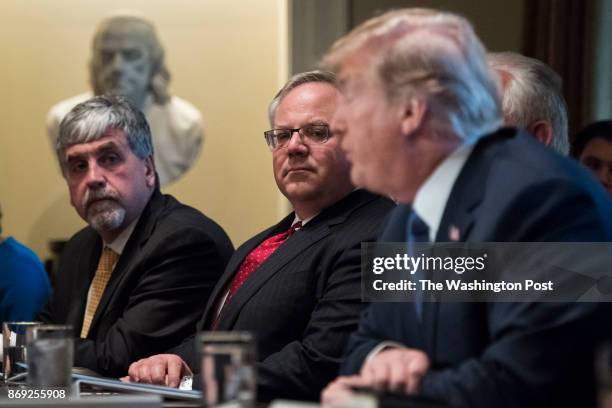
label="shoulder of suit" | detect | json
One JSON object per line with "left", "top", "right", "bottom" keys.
{"left": 471, "top": 129, "right": 612, "bottom": 229}
{"left": 151, "top": 193, "right": 206, "bottom": 224}
{"left": 341, "top": 190, "right": 395, "bottom": 217}
{"left": 316, "top": 190, "right": 395, "bottom": 235}
{"left": 475, "top": 128, "right": 587, "bottom": 185}
{"left": 149, "top": 193, "right": 230, "bottom": 240}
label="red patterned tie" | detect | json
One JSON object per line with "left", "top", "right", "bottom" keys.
{"left": 212, "top": 221, "right": 302, "bottom": 329}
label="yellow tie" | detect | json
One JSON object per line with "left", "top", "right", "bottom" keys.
{"left": 80, "top": 247, "right": 119, "bottom": 338}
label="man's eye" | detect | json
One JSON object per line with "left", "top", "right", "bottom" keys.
{"left": 69, "top": 161, "right": 87, "bottom": 174}
{"left": 275, "top": 131, "right": 291, "bottom": 142}
{"left": 101, "top": 153, "right": 121, "bottom": 166}
{"left": 305, "top": 126, "right": 328, "bottom": 140}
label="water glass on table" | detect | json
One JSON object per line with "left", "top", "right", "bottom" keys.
{"left": 2, "top": 321, "right": 41, "bottom": 384}
{"left": 199, "top": 331, "right": 257, "bottom": 408}
{"left": 26, "top": 325, "right": 73, "bottom": 389}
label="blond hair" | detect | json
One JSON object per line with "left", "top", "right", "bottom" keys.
{"left": 322, "top": 8, "right": 502, "bottom": 142}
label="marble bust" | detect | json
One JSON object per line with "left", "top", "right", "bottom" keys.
{"left": 47, "top": 14, "right": 204, "bottom": 186}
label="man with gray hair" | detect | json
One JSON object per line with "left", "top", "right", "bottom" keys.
{"left": 39, "top": 95, "right": 233, "bottom": 376}
{"left": 319, "top": 8, "right": 612, "bottom": 408}
{"left": 488, "top": 51, "right": 570, "bottom": 154}
{"left": 47, "top": 14, "right": 204, "bottom": 185}
{"left": 124, "top": 70, "right": 393, "bottom": 401}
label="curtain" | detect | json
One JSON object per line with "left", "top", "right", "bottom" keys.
{"left": 522, "top": 0, "right": 597, "bottom": 140}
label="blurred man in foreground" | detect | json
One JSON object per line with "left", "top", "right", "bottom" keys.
{"left": 320, "top": 8, "right": 612, "bottom": 408}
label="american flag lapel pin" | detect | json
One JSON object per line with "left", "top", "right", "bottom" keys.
{"left": 449, "top": 225, "right": 460, "bottom": 241}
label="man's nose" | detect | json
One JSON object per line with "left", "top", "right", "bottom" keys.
{"left": 286, "top": 131, "right": 308, "bottom": 156}
{"left": 85, "top": 162, "right": 106, "bottom": 189}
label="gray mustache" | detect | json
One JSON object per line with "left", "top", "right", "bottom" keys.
{"left": 85, "top": 189, "right": 119, "bottom": 207}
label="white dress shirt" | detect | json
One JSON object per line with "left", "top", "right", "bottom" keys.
{"left": 366, "top": 142, "right": 474, "bottom": 361}
{"left": 413, "top": 142, "right": 475, "bottom": 241}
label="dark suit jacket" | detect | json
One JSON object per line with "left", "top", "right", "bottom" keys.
{"left": 340, "top": 129, "right": 612, "bottom": 408}
{"left": 39, "top": 189, "right": 234, "bottom": 377}
{"left": 172, "top": 189, "right": 394, "bottom": 401}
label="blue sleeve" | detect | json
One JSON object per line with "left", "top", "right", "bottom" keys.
{"left": 1, "top": 253, "right": 51, "bottom": 323}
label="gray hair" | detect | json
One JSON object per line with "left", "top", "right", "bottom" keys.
{"left": 488, "top": 52, "right": 569, "bottom": 154}
{"left": 268, "top": 70, "right": 337, "bottom": 127}
{"left": 90, "top": 14, "right": 171, "bottom": 104}
{"left": 322, "top": 8, "right": 503, "bottom": 142}
{"left": 55, "top": 95, "right": 154, "bottom": 171}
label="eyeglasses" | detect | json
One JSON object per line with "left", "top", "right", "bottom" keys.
{"left": 264, "top": 124, "right": 331, "bottom": 151}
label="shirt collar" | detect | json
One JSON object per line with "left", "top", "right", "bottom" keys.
{"left": 105, "top": 216, "right": 140, "bottom": 256}
{"left": 413, "top": 142, "right": 474, "bottom": 241}
{"left": 292, "top": 213, "right": 317, "bottom": 227}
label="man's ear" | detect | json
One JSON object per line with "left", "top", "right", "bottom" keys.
{"left": 528, "top": 120, "right": 554, "bottom": 146}
{"left": 144, "top": 156, "right": 156, "bottom": 188}
{"left": 400, "top": 97, "right": 427, "bottom": 137}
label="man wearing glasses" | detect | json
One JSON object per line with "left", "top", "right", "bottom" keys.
{"left": 125, "top": 70, "right": 394, "bottom": 401}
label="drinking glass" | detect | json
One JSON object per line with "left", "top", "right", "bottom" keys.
{"left": 2, "top": 321, "right": 41, "bottom": 383}
{"left": 199, "top": 331, "right": 256, "bottom": 408}
{"left": 26, "top": 325, "right": 73, "bottom": 389}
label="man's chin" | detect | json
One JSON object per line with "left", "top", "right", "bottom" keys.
{"left": 88, "top": 209, "right": 126, "bottom": 233}
{"left": 282, "top": 184, "right": 319, "bottom": 202}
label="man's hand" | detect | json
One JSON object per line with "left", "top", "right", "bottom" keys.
{"left": 121, "top": 354, "right": 192, "bottom": 388}
{"left": 321, "top": 348, "right": 429, "bottom": 406}
{"left": 321, "top": 375, "right": 369, "bottom": 407}
{"left": 360, "top": 348, "right": 430, "bottom": 394}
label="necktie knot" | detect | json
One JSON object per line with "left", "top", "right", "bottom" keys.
{"left": 100, "top": 247, "right": 119, "bottom": 271}
{"left": 289, "top": 221, "right": 302, "bottom": 235}
{"left": 217, "top": 220, "right": 303, "bottom": 327}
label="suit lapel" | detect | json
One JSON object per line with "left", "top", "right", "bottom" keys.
{"left": 214, "top": 190, "right": 378, "bottom": 330}
{"left": 379, "top": 204, "right": 411, "bottom": 241}
{"left": 216, "top": 218, "right": 332, "bottom": 330}
{"left": 436, "top": 129, "right": 515, "bottom": 242}
{"left": 87, "top": 190, "right": 164, "bottom": 335}
{"left": 421, "top": 144, "right": 485, "bottom": 358}
{"left": 422, "top": 131, "right": 515, "bottom": 358}
{"left": 199, "top": 219, "right": 292, "bottom": 329}
{"left": 68, "top": 233, "right": 102, "bottom": 331}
